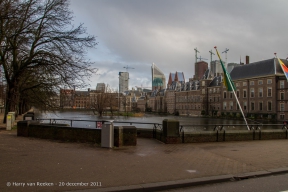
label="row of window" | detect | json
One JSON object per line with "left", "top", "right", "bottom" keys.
{"left": 176, "top": 105, "right": 202, "bottom": 110}
{"left": 234, "top": 79, "right": 273, "bottom": 87}
{"left": 176, "top": 96, "right": 202, "bottom": 102}
{"left": 223, "top": 88, "right": 273, "bottom": 99}
{"left": 223, "top": 101, "right": 273, "bottom": 111}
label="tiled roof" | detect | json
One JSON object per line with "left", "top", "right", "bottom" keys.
{"left": 230, "top": 58, "right": 288, "bottom": 80}
{"left": 209, "top": 76, "right": 222, "bottom": 87}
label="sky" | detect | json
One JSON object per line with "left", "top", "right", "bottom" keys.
{"left": 69, "top": 0, "right": 288, "bottom": 91}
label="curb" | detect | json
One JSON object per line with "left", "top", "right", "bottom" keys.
{"left": 71, "top": 168, "right": 288, "bottom": 192}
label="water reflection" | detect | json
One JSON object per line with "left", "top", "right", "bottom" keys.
{"left": 35, "top": 110, "right": 282, "bottom": 131}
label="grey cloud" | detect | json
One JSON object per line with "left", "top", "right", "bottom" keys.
{"left": 70, "top": 0, "right": 288, "bottom": 90}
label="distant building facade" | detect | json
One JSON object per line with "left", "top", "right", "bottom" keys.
{"left": 227, "top": 63, "right": 240, "bottom": 73}
{"left": 151, "top": 63, "right": 166, "bottom": 90}
{"left": 194, "top": 61, "right": 208, "bottom": 80}
{"left": 210, "top": 60, "right": 225, "bottom": 77}
{"left": 119, "top": 72, "right": 129, "bottom": 93}
{"left": 96, "top": 83, "right": 106, "bottom": 92}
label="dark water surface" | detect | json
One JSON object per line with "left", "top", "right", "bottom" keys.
{"left": 35, "top": 110, "right": 282, "bottom": 132}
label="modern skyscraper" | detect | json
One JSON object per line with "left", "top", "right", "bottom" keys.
{"left": 119, "top": 72, "right": 129, "bottom": 93}
{"left": 96, "top": 83, "right": 106, "bottom": 92}
{"left": 210, "top": 60, "right": 226, "bottom": 77}
{"left": 151, "top": 63, "right": 166, "bottom": 90}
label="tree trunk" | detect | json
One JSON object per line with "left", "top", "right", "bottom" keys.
{"left": 3, "top": 81, "right": 19, "bottom": 123}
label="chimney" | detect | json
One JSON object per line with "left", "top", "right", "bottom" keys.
{"left": 246, "top": 56, "right": 249, "bottom": 64}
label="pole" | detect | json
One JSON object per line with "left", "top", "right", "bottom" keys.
{"left": 215, "top": 46, "right": 250, "bottom": 130}
{"left": 209, "top": 50, "right": 215, "bottom": 78}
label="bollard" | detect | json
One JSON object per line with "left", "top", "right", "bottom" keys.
{"left": 6, "top": 114, "right": 13, "bottom": 130}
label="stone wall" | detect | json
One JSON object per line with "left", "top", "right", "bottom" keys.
{"left": 17, "top": 121, "right": 141, "bottom": 146}
{"left": 17, "top": 120, "right": 288, "bottom": 145}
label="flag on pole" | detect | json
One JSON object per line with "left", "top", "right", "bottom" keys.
{"left": 275, "top": 53, "right": 288, "bottom": 81}
{"left": 214, "top": 46, "right": 236, "bottom": 91}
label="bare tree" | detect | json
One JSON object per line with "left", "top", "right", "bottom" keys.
{"left": 106, "top": 93, "right": 118, "bottom": 116}
{"left": 0, "top": 0, "right": 97, "bottom": 122}
{"left": 91, "top": 92, "right": 109, "bottom": 117}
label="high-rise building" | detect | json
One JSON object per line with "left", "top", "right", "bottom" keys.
{"left": 194, "top": 61, "right": 208, "bottom": 80}
{"left": 210, "top": 60, "right": 225, "bottom": 77}
{"left": 119, "top": 72, "right": 129, "bottom": 93}
{"left": 96, "top": 83, "right": 106, "bottom": 92}
{"left": 151, "top": 63, "right": 166, "bottom": 90}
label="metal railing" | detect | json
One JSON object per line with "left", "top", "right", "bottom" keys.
{"left": 36, "top": 118, "right": 163, "bottom": 131}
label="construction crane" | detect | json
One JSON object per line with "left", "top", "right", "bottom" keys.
{"left": 208, "top": 50, "right": 215, "bottom": 78}
{"left": 123, "top": 65, "right": 135, "bottom": 72}
{"left": 197, "top": 56, "right": 208, "bottom": 61}
{"left": 194, "top": 48, "right": 200, "bottom": 63}
{"left": 209, "top": 50, "right": 215, "bottom": 63}
{"left": 222, "top": 48, "right": 229, "bottom": 65}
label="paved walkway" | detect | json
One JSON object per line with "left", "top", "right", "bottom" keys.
{"left": 1, "top": 117, "right": 288, "bottom": 191}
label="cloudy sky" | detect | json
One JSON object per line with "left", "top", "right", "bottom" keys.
{"left": 69, "top": 0, "right": 288, "bottom": 91}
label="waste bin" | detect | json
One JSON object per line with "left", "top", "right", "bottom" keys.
{"left": 6, "top": 114, "right": 13, "bottom": 130}
{"left": 101, "top": 122, "right": 114, "bottom": 148}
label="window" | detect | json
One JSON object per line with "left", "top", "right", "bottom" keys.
{"left": 243, "top": 90, "right": 247, "bottom": 98}
{"left": 223, "top": 102, "right": 227, "bottom": 110}
{"left": 243, "top": 82, "right": 247, "bottom": 86}
{"left": 258, "top": 80, "right": 263, "bottom": 85}
{"left": 230, "top": 92, "right": 233, "bottom": 99}
{"left": 223, "top": 91, "right": 227, "bottom": 99}
{"left": 268, "top": 101, "right": 272, "bottom": 111}
{"left": 258, "top": 88, "right": 263, "bottom": 97}
{"left": 280, "top": 114, "right": 285, "bottom": 120}
{"left": 267, "top": 88, "right": 272, "bottom": 97}
{"left": 202, "top": 81, "right": 205, "bottom": 86}
{"left": 230, "top": 101, "right": 233, "bottom": 110}
{"left": 236, "top": 103, "right": 240, "bottom": 110}
{"left": 244, "top": 101, "right": 247, "bottom": 110}
{"left": 250, "top": 81, "right": 254, "bottom": 86}
{"left": 237, "top": 91, "right": 240, "bottom": 98}
{"left": 251, "top": 102, "right": 255, "bottom": 110}
{"left": 236, "top": 83, "right": 239, "bottom": 87}
{"left": 280, "top": 103, "right": 285, "bottom": 111}
{"left": 259, "top": 102, "right": 263, "bottom": 111}
{"left": 250, "top": 88, "right": 254, "bottom": 98}
{"left": 209, "top": 88, "right": 212, "bottom": 93}
{"left": 281, "top": 92, "right": 284, "bottom": 100}
{"left": 267, "top": 79, "right": 272, "bottom": 84}
{"left": 280, "top": 81, "right": 285, "bottom": 89}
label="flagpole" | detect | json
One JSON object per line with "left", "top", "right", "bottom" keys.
{"left": 214, "top": 46, "right": 250, "bottom": 130}
{"left": 274, "top": 53, "right": 288, "bottom": 82}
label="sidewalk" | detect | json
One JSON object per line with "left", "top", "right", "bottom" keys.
{"left": 1, "top": 122, "right": 288, "bottom": 191}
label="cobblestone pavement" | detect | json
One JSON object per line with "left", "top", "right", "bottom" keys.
{"left": 1, "top": 126, "right": 288, "bottom": 192}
